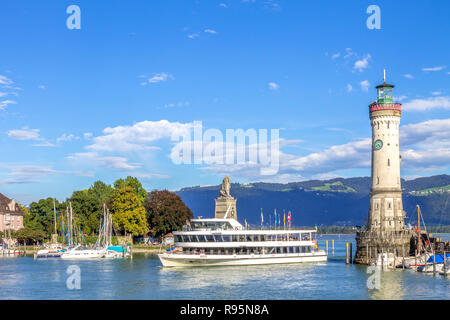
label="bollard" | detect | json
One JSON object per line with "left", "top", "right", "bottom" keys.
{"left": 326, "top": 240, "right": 329, "bottom": 255}
{"left": 415, "top": 250, "right": 417, "bottom": 272}
{"left": 433, "top": 252, "right": 436, "bottom": 274}
{"left": 444, "top": 250, "right": 447, "bottom": 277}
{"left": 346, "top": 242, "right": 349, "bottom": 264}
{"left": 331, "top": 240, "right": 334, "bottom": 255}
{"left": 402, "top": 246, "right": 405, "bottom": 270}
{"left": 349, "top": 243, "right": 353, "bottom": 264}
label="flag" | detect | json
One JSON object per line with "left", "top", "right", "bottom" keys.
{"left": 274, "top": 209, "right": 277, "bottom": 229}
{"left": 283, "top": 210, "right": 286, "bottom": 229}
{"left": 287, "top": 211, "right": 291, "bottom": 228}
{"left": 244, "top": 218, "right": 247, "bottom": 229}
{"left": 260, "top": 208, "right": 264, "bottom": 227}
{"left": 315, "top": 225, "right": 318, "bottom": 231}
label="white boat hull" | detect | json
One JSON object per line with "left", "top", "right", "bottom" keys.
{"left": 158, "top": 251, "right": 327, "bottom": 267}
{"left": 61, "top": 250, "right": 107, "bottom": 260}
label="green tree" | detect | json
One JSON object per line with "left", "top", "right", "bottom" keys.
{"left": 68, "top": 190, "right": 101, "bottom": 235}
{"left": 89, "top": 180, "right": 114, "bottom": 206}
{"left": 26, "top": 198, "right": 60, "bottom": 235}
{"left": 14, "top": 227, "right": 46, "bottom": 244}
{"left": 111, "top": 186, "right": 148, "bottom": 236}
{"left": 145, "top": 190, "right": 193, "bottom": 238}
{"left": 114, "top": 176, "right": 147, "bottom": 205}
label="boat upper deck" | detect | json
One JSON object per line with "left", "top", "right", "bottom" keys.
{"left": 178, "top": 218, "right": 317, "bottom": 236}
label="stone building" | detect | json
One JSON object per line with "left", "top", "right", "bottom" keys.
{"left": 354, "top": 71, "right": 413, "bottom": 264}
{"left": 0, "top": 193, "right": 25, "bottom": 233}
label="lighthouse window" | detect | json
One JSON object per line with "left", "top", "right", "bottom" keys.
{"left": 388, "top": 159, "right": 390, "bottom": 166}
{"left": 377, "top": 177, "right": 379, "bottom": 184}
{"left": 387, "top": 122, "right": 390, "bottom": 129}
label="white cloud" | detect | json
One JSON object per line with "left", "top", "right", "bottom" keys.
{"left": 346, "top": 84, "right": 353, "bottom": 92}
{"left": 38, "top": 85, "right": 46, "bottom": 89}
{"left": 161, "top": 101, "right": 190, "bottom": 108}
{"left": 422, "top": 66, "right": 446, "bottom": 72}
{"left": 0, "top": 100, "right": 17, "bottom": 110}
{"left": 360, "top": 80, "right": 370, "bottom": 92}
{"left": 395, "top": 95, "right": 408, "bottom": 102}
{"left": 204, "top": 29, "right": 217, "bottom": 34}
{"left": 344, "top": 48, "right": 354, "bottom": 59}
{"left": 431, "top": 91, "right": 442, "bottom": 96}
{"left": 353, "top": 54, "right": 371, "bottom": 72}
{"left": 7, "top": 127, "right": 41, "bottom": 140}
{"left": 402, "top": 96, "right": 450, "bottom": 111}
{"left": 268, "top": 82, "right": 279, "bottom": 90}
{"left": 148, "top": 72, "right": 174, "bottom": 83}
{"left": 57, "top": 133, "right": 79, "bottom": 143}
{"left": 7, "top": 127, "right": 56, "bottom": 147}
{"left": 403, "top": 74, "right": 414, "bottom": 79}
{"left": 68, "top": 152, "right": 141, "bottom": 170}
{"left": 188, "top": 33, "right": 200, "bottom": 39}
{"left": 219, "top": 3, "right": 228, "bottom": 8}
{"left": 83, "top": 132, "right": 93, "bottom": 139}
{"left": 0, "top": 164, "right": 82, "bottom": 184}
{"left": 400, "top": 118, "right": 450, "bottom": 147}
{"left": 83, "top": 120, "right": 194, "bottom": 153}
{"left": 331, "top": 53, "right": 340, "bottom": 59}
{"left": 0, "top": 75, "right": 13, "bottom": 86}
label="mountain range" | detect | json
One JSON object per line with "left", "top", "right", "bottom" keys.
{"left": 176, "top": 175, "right": 450, "bottom": 227}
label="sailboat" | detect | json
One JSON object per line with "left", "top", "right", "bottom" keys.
{"left": 101, "top": 205, "right": 127, "bottom": 259}
{"left": 60, "top": 202, "right": 107, "bottom": 260}
{"left": 35, "top": 199, "right": 67, "bottom": 259}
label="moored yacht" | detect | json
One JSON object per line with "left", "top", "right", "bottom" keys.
{"left": 60, "top": 244, "right": 107, "bottom": 260}
{"left": 158, "top": 218, "right": 327, "bottom": 267}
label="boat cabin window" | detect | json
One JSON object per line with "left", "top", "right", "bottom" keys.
{"left": 191, "top": 221, "right": 234, "bottom": 231}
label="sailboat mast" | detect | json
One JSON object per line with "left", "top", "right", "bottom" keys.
{"left": 53, "top": 199, "right": 57, "bottom": 236}
{"left": 66, "top": 206, "right": 70, "bottom": 246}
{"left": 417, "top": 205, "right": 421, "bottom": 255}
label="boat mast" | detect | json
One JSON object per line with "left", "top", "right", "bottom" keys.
{"left": 53, "top": 199, "right": 57, "bottom": 236}
{"left": 66, "top": 206, "right": 70, "bottom": 246}
{"left": 417, "top": 205, "right": 421, "bottom": 255}
{"left": 70, "top": 201, "right": 74, "bottom": 246}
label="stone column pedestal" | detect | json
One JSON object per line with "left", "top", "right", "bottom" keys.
{"left": 214, "top": 197, "right": 237, "bottom": 220}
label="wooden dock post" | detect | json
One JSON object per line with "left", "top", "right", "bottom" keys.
{"left": 326, "top": 240, "right": 329, "bottom": 255}
{"left": 433, "top": 251, "right": 436, "bottom": 275}
{"left": 332, "top": 240, "right": 334, "bottom": 256}
{"left": 415, "top": 250, "right": 417, "bottom": 272}
{"left": 349, "top": 242, "right": 353, "bottom": 264}
{"left": 402, "top": 245, "right": 405, "bottom": 270}
{"left": 444, "top": 250, "right": 447, "bottom": 277}
{"left": 346, "top": 242, "right": 349, "bottom": 264}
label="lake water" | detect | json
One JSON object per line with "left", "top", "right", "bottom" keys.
{"left": 0, "top": 234, "right": 449, "bottom": 300}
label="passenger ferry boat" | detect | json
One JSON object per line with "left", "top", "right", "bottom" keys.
{"left": 158, "top": 218, "right": 327, "bottom": 267}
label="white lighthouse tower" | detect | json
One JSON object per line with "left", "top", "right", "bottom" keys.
{"left": 354, "top": 70, "right": 412, "bottom": 265}
{"left": 368, "top": 70, "right": 405, "bottom": 232}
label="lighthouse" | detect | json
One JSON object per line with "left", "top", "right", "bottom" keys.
{"left": 354, "top": 70, "right": 412, "bottom": 265}
{"left": 368, "top": 69, "right": 405, "bottom": 232}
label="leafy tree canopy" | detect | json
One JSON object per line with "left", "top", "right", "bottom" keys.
{"left": 111, "top": 186, "right": 148, "bottom": 236}
{"left": 145, "top": 190, "right": 193, "bottom": 238}
{"left": 114, "top": 176, "right": 147, "bottom": 205}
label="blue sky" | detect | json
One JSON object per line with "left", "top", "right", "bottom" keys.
{"left": 0, "top": 0, "right": 449, "bottom": 204}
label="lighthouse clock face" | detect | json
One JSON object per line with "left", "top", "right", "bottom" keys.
{"left": 374, "top": 139, "right": 383, "bottom": 151}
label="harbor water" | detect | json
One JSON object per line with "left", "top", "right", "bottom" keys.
{"left": 0, "top": 234, "right": 449, "bottom": 300}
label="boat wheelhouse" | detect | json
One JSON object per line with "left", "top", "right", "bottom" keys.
{"left": 158, "top": 218, "right": 327, "bottom": 267}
